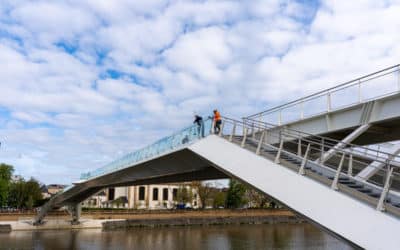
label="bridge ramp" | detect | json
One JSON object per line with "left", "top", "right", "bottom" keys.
{"left": 190, "top": 135, "right": 400, "bottom": 250}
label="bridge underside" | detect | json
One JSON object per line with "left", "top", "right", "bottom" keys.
{"left": 52, "top": 149, "right": 228, "bottom": 206}
{"left": 319, "top": 118, "right": 400, "bottom": 146}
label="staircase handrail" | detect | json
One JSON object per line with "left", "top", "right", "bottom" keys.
{"left": 221, "top": 116, "right": 400, "bottom": 169}
{"left": 242, "top": 116, "right": 400, "bottom": 166}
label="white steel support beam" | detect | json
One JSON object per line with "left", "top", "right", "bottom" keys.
{"left": 356, "top": 145, "right": 400, "bottom": 181}
{"left": 275, "top": 136, "right": 284, "bottom": 164}
{"left": 347, "top": 153, "right": 353, "bottom": 176}
{"left": 299, "top": 144, "right": 310, "bottom": 175}
{"left": 320, "top": 124, "right": 370, "bottom": 163}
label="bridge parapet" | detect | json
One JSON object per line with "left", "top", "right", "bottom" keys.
{"left": 80, "top": 118, "right": 213, "bottom": 181}
{"left": 246, "top": 64, "right": 400, "bottom": 126}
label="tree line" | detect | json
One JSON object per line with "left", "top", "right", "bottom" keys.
{"left": 0, "top": 163, "right": 43, "bottom": 210}
{"left": 177, "top": 179, "right": 277, "bottom": 209}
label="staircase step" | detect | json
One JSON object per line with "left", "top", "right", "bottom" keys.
{"left": 393, "top": 203, "right": 400, "bottom": 208}
{"left": 368, "top": 193, "right": 380, "bottom": 198}
{"left": 339, "top": 180, "right": 355, "bottom": 185}
{"left": 347, "top": 184, "right": 364, "bottom": 189}
{"left": 357, "top": 188, "right": 372, "bottom": 194}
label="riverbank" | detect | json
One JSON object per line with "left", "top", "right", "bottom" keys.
{"left": 0, "top": 209, "right": 304, "bottom": 231}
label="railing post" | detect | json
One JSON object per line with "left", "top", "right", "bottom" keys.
{"left": 218, "top": 120, "right": 225, "bottom": 136}
{"left": 241, "top": 127, "right": 247, "bottom": 148}
{"left": 297, "top": 138, "right": 302, "bottom": 156}
{"left": 331, "top": 153, "right": 346, "bottom": 191}
{"left": 398, "top": 65, "right": 400, "bottom": 91}
{"left": 229, "top": 122, "right": 236, "bottom": 142}
{"left": 327, "top": 92, "right": 332, "bottom": 112}
{"left": 211, "top": 119, "right": 215, "bottom": 134}
{"left": 256, "top": 131, "right": 265, "bottom": 155}
{"left": 377, "top": 165, "right": 393, "bottom": 212}
{"left": 278, "top": 110, "right": 282, "bottom": 125}
{"left": 251, "top": 122, "right": 255, "bottom": 139}
{"left": 300, "top": 101, "right": 304, "bottom": 120}
{"left": 275, "top": 132, "right": 284, "bottom": 164}
{"left": 348, "top": 152, "right": 353, "bottom": 176}
{"left": 299, "top": 144, "right": 311, "bottom": 175}
{"left": 358, "top": 80, "right": 362, "bottom": 103}
{"left": 319, "top": 138, "right": 325, "bottom": 163}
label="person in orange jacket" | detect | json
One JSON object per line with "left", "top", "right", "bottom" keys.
{"left": 213, "top": 109, "right": 222, "bottom": 134}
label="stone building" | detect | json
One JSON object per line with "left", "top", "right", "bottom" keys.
{"left": 83, "top": 183, "right": 200, "bottom": 209}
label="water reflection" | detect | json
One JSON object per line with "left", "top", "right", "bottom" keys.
{"left": 0, "top": 223, "right": 355, "bottom": 250}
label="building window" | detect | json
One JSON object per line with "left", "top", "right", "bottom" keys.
{"left": 172, "top": 188, "right": 178, "bottom": 201}
{"left": 153, "top": 188, "right": 159, "bottom": 201}
{"left": 108, "top": 188, "right": 115, "bottom": 200}
{"left": 163, "top": 188, "right": 168, "bottom": 201}
{"left": 139, "top": 186, "right": 145, "bottom": 201}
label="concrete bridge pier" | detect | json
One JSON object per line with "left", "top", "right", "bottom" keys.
{"left": 67, "top": 203, "right": 82, "bottom": 225}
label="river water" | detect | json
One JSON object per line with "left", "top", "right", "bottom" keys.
{"left": 0, "top": 223, "right": 355, "bottom": 249}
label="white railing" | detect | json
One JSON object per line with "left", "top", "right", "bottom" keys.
{"left": 219, "top": 116, "right": 400, "bottom": 212}
{"left": 246, "top": 64, "right": 400, "bottom": 125}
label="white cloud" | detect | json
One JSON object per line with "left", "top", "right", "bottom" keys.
{"left": 10, "top": 1, "right": 98, "bottom": 44}
{"left": 1, "top": 0, "right": 400, "bottom": 184}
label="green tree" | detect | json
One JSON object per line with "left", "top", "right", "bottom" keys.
{"left": 25, "top": 178, "right": 43, "bottom": 207}
{"left": 0, "top": 163, "right": 14, "bottom": 207}
{"left": 26, "top": 195, "right": 34, "bottom": 209}
{"left": 213, "top": 191, "right": 226, "bottom": 208}
{"left": 176, "top": 185, "right": 193, "bottom": 205}
{"left": 191, "top": 181, "right": 214, "bottom": 209}
{"left": 8, "top": 180, "right": 26, "bottom": 208}
{"left": 8, "top": 178, "right": 42, "bottom": 209}
{"left": 0, "top": 163, "right": 14, "bottom": 180}
{"left": 244, "top": 188, "right": 270, "bottom": 208}
{"left": 226, "top": 179, "right": 247, "bottom": 208}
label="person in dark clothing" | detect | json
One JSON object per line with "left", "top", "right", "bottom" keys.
{"left": 193, "top": 115, "right": 205, "bottom": 137}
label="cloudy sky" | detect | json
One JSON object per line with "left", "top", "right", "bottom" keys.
{"left": 0, "top": 0, "right": 400, "bottom": 184}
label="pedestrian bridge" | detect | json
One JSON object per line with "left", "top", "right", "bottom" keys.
{"left": 246, "top": 64, "right": 400, "bottom": 146}
{"left": 36, "top": 65, "right": 400, "bottom": 250}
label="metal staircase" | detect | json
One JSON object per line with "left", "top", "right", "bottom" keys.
{"left": 217, "top": 116, "right": 400, "bottom": 218}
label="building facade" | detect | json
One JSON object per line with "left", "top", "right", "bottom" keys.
{"left": 83, "top": 183, "right": 200, "bottom": 209}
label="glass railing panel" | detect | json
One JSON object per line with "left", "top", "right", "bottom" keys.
{"left": 301, "top": 94, "right": 327, "bottom": 118}
{"left": 361, "top": 70, "right": 398, "bottom": 101}
{"left": 80, "top": 118, "right": 212, "bottom": 181}
{"left": 330, "top": 83, "right": 360, "bottom": 110}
